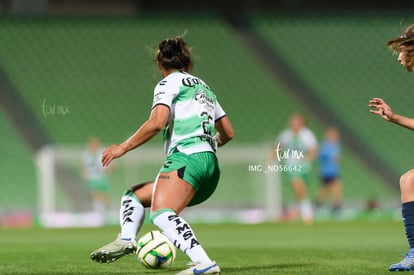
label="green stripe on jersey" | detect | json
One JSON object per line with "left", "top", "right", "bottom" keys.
{"left": 172, "top": 86, "right": 195, "bottom": 104}
{"left": 173, "top": 115, "right": 205, "bottom": 136}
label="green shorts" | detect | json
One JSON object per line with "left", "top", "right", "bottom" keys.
{"left": 285, "top": 162, "right": 312, "bottom": 184}
{"left": 87, "top": 178, "right": 109, "bottom": 192}
{"left": 159, "top": 151, "right": 220, "bottom": 206}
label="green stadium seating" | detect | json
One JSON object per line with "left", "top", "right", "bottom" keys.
{"left": 250, "top": 11, "right": 414, "bottom": 176}
{"left": 0, "top": 13, "right": 400, "bottom": 218}
{"left": 0, "top": 110, "right": 36, "bottom": 211}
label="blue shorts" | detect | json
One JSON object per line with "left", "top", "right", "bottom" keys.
{"left": 321, "top": 175, "right": 339, "bottom": 186}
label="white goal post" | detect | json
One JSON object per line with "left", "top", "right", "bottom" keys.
{"left": 36, "top": 144, "right": 282, "bottom": 227}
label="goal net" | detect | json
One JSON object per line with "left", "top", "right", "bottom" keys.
{"left": 36, "top": 144, "right": 282, "bottom": 227}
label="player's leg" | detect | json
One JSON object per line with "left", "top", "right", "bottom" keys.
{"left": 329, "top": 179, "right": 342, "bottom": 214}
{"left": 88, "top": 179, "right": 110, "bottom": 215}
{"left": 151, "top": 172, "right": 219, "bottom": 275}
{"left": 151, "top": 152, "right": 220, "bottom": 274}
{"left": 291, "top": 177, "right": 313, "bottom": 224}
{"left": 116, "top": 181, "right": 154, "bottom": 239}
{"left": 314, "top": 178, "right": 329, "bottom": 208}
{"left": 390, "top": 169, "right": 414, "bottom": 271}
{"left": 90, "top": 181, "right": 154, "bottom": 263}
{"left": 91, "top": 191, "right": 108, "bottom": 213}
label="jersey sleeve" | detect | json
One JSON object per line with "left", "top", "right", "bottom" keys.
{"left": 303, "top": 128, "right": 318, "bottom": 149}
{"left": 275, "top": 130, "right": 287, "bottom": 146}
{"left": 151, "top": 79, "right": 177, "bottom": 109}
{"left": 214, "top": 100, "right": 226, "bottom": 121}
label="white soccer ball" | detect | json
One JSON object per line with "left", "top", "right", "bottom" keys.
{"left": 137, "top": 230, "right": 176, "bottom": 269}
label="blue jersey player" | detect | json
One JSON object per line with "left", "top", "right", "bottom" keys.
{"left": 314, "top": 127, "right": 342, "bottom": 215}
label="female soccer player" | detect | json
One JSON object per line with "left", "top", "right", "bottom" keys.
{"left": 271, "top": 113, "right": 318, "bottom": 224}
{"left": 90, "top": 36, "right": 234, "bottom": 275}
{"left": 369, "top": 24, "right": 414, "bottom": 272}
{"left": 314, "top": 127, "right": 342, "bottom": 217}
{"left": 82, "top": 137, "right": 111, "bottom": 222}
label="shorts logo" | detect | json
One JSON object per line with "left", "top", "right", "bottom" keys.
{"left": 163, "top": 160, "right": 173, "bottom": 168}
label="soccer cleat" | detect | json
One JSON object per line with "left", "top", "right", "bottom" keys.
{"left": 90, "top": 234, "right": 137, "bottom": 263}
{"left": 176, "top": 261, "right": 220, "bottom": 275}
{"left": 389, "top": 254, "right": 414, "bottom": 271}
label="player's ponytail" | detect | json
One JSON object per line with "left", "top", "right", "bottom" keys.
{"left": 386, "top": 24, "right": 414, "bottom": 71}
{"left": 387, "top": 24, "right": 414, "bottom": 51}
{"left": 156, "top": 36, "right": 192, "bottom": 72}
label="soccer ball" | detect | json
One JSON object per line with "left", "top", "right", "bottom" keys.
{"left": 137, "top": 230, "right": 176, "bottom": 269}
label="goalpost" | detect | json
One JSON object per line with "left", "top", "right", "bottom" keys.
{"left": 36, "top": 144, "right": 282, "bottom": 227}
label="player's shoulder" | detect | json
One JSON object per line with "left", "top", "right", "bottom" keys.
{"left": 300, "top": 127, "right": 316, "bottom": 136}
{"left": 299, "top": 128, "right": 318, "bottom": 146}
{"left": 155, "top": 71, "right": 189, "bottom": 88}
{"left": 277, "top": 129, "right": 292, "bottom": 141}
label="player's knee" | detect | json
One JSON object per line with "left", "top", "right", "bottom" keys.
{"left": 129, "top": 181, "right": 153, "bottom": 193}
{"left": 400, "top": 170, "right": 414, "bottom": 192}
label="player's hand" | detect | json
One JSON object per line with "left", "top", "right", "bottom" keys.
{"left": 102, "top": 144, "right": 126, "bottom": 167}
{"left": 369, "top": 97, "right": 395, "bottom": 122}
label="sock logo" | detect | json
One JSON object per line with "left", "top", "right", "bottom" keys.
{"left": 121, "top": 199, "right": 135, "bottom": 225}
{"left": 168, "top": 214, "right": 200, "bottom": 250}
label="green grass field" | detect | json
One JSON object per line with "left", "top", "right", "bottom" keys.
{"left": 0, "top": 221, "right": 408, "bottom": 274}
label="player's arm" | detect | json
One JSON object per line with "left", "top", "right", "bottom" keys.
{"left": 388, "top": 114, "right": 414, "bottom": 130}
{"left": 102, "top": 105, "right": 169, "bottom": 167}
{"left": 214, "top": 116, "right": 235, "bottom": 147}
{"left": 302, "top": 130, "right": 318, "bottom": 162}
{"left": 369, "top": 97, "right": 414, "bottom": 130}
{"left": 306, "top": 146, "right": 318, "bottom": 162}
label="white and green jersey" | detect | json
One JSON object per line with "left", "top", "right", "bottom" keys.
{"left": 152, "top": 71, "right": 226, "bottom": 155}
{"left": 276, "top": 127, "right": 317, "bottom": 166}
{"left": 82, "top": 148, "right": 107, "bottom": 181}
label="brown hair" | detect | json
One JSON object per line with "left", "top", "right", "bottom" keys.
{"left": 156, "top": 36, "right": 192, "bottom": 72}
{"left": 387, "top": 24, "right": 414, "bottom": 71}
